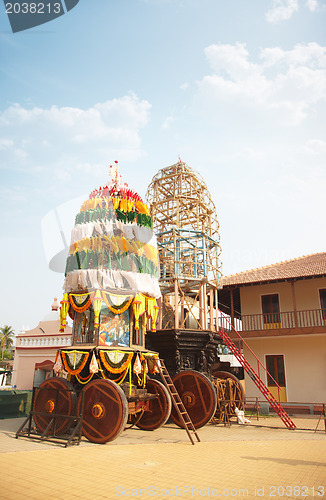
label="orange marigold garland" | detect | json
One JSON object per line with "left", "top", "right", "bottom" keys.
{"left": 68, "top": 292, "right": 95, "bottom": 313}
{"left": 101, "top": 292, "right": 134, "bottom": 315}
{"left": 99, "top": 351, "right": 133, "bottom": 374}
{"left": 61, "top": 350, "right": 90, "bottom": 375}
{"left": 97, "top": 353, "right": 132, "bottom": 385}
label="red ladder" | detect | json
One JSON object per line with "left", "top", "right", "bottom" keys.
{"left": 218, "top": 310, "right": 296, "bottom": 430}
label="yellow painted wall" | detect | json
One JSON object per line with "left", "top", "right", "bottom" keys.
{"left": 243, "top": 335, "right": 326, "bottom": 403}
{"left": 240, "top": 277, "right": 326, "bottom": 316}
{"left": 240, "top": 282, "right": 291, "bottom": 316}
{"left": 295, "top": 277, "right": 326, "bottom": 310}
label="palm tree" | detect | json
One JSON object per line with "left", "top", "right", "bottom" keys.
{"left": 0, "top": 325, "right": 15, "bottom": 360}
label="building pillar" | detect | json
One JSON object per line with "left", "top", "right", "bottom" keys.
{"left": 230, "top": 288, "right": 235, "bottom": 327}
{"left": 291, "top": 280, "right": 298, "bottom": 327}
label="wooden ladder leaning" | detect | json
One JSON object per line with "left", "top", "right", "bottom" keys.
{"left": 155, "top": 358, "right": 200, "bottom": 445}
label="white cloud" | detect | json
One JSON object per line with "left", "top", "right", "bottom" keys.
{"left": 306, "top": 0, "right": 318, "bottom": 11}
{"left": 193, "top": 42, "right": 326, "bottom": 126}
{"left": 265, "top": 0, "right": 322, "bottom": 22}
{"left": 161, "top": 115, "right": 175, "bottom": 130}
{"left": 0, "top": 185, "right": 28, "bottom": 204}
{"left": 0, "top": 94, "right": 151, "bottom": 183}
{"left": 0, "top": 138, "right": 14, "bottom": 149}
{"left": 205, "top": 43, "right": 260, "bottom": 81}
{"left": 304, "top": 139, "right": 326, "bottom": 154}
{"left": 265, "top": 0, "right": 299, "bottom": 23}
{"left": 260, "top": 42, "right": 326, "bottom": 67}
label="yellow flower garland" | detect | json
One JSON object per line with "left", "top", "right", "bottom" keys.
{"left": 75, "top": 372, "right": 94, "bottom": 384}
{"left": 93, "top": 290, "right": 103, "bottom": 328}
{"left": 132, "top": 294, "right": 146, "bottom": 330}
{"left": 60, "top": 293, "right": 70, "bottom": 331}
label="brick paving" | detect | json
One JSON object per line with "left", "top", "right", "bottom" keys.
{"left": 0, "top": 415, "right": 325, "bottom": 500}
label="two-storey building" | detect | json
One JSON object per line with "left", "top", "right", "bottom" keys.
{"left": 219, "top": 252, "right": 326, "bottom": 404}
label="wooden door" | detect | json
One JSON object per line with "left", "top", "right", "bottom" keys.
{"left": 266, "top": 354, "right": 287, "bottom": 402}
{"left": 261, "top": 294, "right": 281, "bottom": 329}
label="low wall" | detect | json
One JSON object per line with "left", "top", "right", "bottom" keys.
{"left": 0, "top": 390, "right": 32, "bottom": 419}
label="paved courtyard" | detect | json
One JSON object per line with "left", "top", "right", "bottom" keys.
{"left": 0, "top": 415, "right": 325, "bottom": 499}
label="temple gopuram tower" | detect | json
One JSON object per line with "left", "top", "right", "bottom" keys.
{"left": 145, "top": 160, "right": 223, "bottom": 375}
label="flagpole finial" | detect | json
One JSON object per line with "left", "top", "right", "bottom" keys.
{"left": 109, "top": 161, "right": 122, "bottom": 184}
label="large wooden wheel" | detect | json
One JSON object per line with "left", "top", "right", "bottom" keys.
{"left": 170, "top": 370, "right": 217, "bottom": 429}
{"left": 211, "top": 370, "right": 244, "bottom": 422}
{"left": 77, "top": 379, "right": 128, "bottom": 443}
{"left": 33, "top": 377, "right": 76, "bottom": 435}
{"left": 132, "top": 379, "right": 172, "bottom": 431}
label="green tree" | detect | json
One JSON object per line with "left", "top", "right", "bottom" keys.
{"left": 0, "top": 325, "right": 15, "bottom": 360}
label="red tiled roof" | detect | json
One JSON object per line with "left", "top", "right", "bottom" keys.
{"left": 221, "top": 252, "right": 326, "bottom": 286}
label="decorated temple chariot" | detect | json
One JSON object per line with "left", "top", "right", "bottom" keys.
{"left": 29, "top": 162, "right": 176, "bottom": 444}
{"left": 17, "top": 161, "right": 245, "bottom": 446}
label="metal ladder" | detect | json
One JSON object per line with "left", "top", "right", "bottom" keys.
{"left": 155, "top": 359, "right": 200, "bottom": 445}
{"left": 218, "top": 310, "right": 296, "bottom": 429}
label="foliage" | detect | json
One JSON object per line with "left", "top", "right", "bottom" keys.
{"left": 2, "top": 349, "right": 13, "bottom": 360}
{"left": 0, "top": 325, "right": 15, "bottom": 360}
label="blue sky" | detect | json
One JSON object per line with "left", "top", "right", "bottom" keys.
{"left": 0, "top": 0, "right": 325, "bottom": 334}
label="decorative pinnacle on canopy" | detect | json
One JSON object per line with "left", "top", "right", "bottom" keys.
{"left": 109, "top": 160, "right": 122, "bottom": 184}
{"left": 89, "top": 161, "right": 143, "bottom": 201}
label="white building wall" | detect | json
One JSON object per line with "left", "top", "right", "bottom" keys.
{"left": 243, "top": 335, "right": 326, "bottom": 403}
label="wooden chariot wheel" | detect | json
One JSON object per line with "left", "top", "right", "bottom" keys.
{"left": 33, "top": 377, "right": 77, "bottom": 435}
{"left": 77, "top": 379, "right": 128, "bottom": 443}
{"left": 170, "top": 370, "right": 217, "bottom": 429}
{"left": 211, "top": 370, "right": 244, "bottom": 422}
{"left": 131, "top": 378, "right": 172, "bottom": 431}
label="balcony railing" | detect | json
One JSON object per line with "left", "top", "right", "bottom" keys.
{"left": 17, "top": 335, "right": 72, "bottom": 348}
{"left": 218, "top": 309, "right": 326, "bottom": 333}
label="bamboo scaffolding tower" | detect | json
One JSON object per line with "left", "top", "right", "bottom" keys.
{"left": 146, "top": 160, "right": 222, "bottom": 331}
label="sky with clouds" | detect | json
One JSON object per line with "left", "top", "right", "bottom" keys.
{"left": 0, "top": 0, "right": 325, "bottom": 333}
